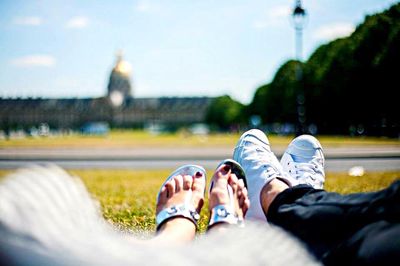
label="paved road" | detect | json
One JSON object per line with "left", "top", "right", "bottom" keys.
{"left": 1, "top": 146, "right": 400, "bottom": 160}
{"left": 0, "top": 146, "right": 399, "bottom": 172}
{"left": 0, "top": 157, "right": 399, "bottom": 172}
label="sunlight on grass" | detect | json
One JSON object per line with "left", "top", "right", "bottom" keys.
{"left": 325, "top": 171, "right": 400, "bottom": 194}
{"left": 0, "top": 130, "right": 239, "bottom": 148}
{"left": 0, "top": 169, "right": 398, "bottom": 233}
{"left": 0, "top": 130, "right": 398, "bottom": 148}
{"left": 71, "top": 169, "right": 214, "bottom": 232}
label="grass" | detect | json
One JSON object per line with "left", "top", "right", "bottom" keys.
{"left": 0, "top": 130, "right": 398, "bottom": 148}
{"left": 0, "top": 131, "right": 238, "bottom": 148}
{"left": 1, "top": 130, "right": 398, "bottom": 233}
{"left": 1, "top": 169, "right": 398, "bottom": 233}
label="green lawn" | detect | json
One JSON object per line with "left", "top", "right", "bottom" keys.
{"left": 1, "top": 130, "right": 398, "bottom": 148}
{"left": 1, "top": 131, "right": 398, "bottom": 233}
{"left": 2, "top": 169, "right": 397, "bottom": 233}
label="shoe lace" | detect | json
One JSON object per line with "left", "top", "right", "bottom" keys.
{"left": 288, "top": 158, "right": 324, "bottom": 183}
{"left": 258, "top": 151, "right": 285, "bottom": 179}
{"left": 263, "top": 164, "right": 281, "bottom": 179}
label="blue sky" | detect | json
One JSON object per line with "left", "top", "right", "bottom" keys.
{"left": 0, "top": 0, "right": 398, "bottom": 104}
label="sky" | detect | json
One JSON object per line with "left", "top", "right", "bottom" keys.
{"left": 0, "top": 0, "right": 399, "bottom": 104}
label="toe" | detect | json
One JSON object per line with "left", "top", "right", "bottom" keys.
{"left": 159, "top": 186, "right": 168, "bottom": 204}
{"left": 165, "top": 179, "right": 175, "bottom": 198}
{"left": 241, "top": 186, "right": 248, "bottom": 198}
{"left": 239, "top": 191, "right": 246, "bottom": 208}
{"left": 192, "top": 171, "right": 206, "bottom": 212}
{"left": 237, "top": 179, "right": 244, "bottom": 197}
{"left": 156, "top": 186, "right": 168, "bottom": 214}
{"left": 214, "top": 164, "right": 230, "bottom": 184}
{"left": 237, "top": 178, "right": 245, "bottom": 189}
{"left": 239, "top": 185, "right": 249, "bottom": 215}
{"left": 228, "top": 174, "right": 239, "bottom": 194}
{"left": 174, "top": 175, "right": 184, "bottom": 192}
{"left": 209, "top": 166, "right": 231, "bottom": 209}
{"left": 183, "top": 174, "right": 193, "bottom": 191}
{"left": 192, "top": 171, "right": 206, "bottom": 194}
{"left": 244, "top": 198, "right": 250, "bottom": 215}
{"left": 214, "top": 170, "right": 229, "bottom": 190}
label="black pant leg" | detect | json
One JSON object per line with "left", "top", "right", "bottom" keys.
{"left": 324, "top": 221, "right": 400, "bottom": 266}
{"left": 267, "top": 180, "right": 400, "bottom": 259}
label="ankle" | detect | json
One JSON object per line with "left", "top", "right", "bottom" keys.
{"left": 260, "top": 179, "right": 289, "bottom": 217}
{"left": 157, "top": 217, "right": 196, "bottom": 241}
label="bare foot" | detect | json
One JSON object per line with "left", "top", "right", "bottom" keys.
{"left": 208, "top": 164, "right": 250, "bottom": 232}
{"left": 155, "top": 169, "right": 206, "bottom": 243}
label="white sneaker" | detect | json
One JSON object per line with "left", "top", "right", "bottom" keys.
{"left": 233, "top": 129, "right": 291, "bottom": 221}
{"left": 280, "top": 135, "right": 325, "bottom": 189}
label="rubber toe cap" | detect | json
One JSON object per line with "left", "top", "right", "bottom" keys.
{"left": 239, "top": 129, "right": 270, "bottom": 146}
{"left": 286, "top": 135, "right": 323, "bottom": 159}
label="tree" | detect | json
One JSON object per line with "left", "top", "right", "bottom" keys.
{"left": 248, "top": 3, "right": 400, "bottom": 136}
{"left": 205, "top": 95, "right": 244, "bottom": 130}
{"left": 248, "top": 60, "right": 303, "bottom": 124}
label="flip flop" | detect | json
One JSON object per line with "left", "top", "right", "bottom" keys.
{"left": 208, "top": 159, "right": 247, "bottom": 229}
{"left": 156, "top": 164, "right": 206, "bottom": 231}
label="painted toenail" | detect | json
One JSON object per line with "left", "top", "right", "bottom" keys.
{"left": 195, "top": 171, "right": 203, "bottom": 177}
{"left": 223, "top": 165, "right": 231, "bottom": 172}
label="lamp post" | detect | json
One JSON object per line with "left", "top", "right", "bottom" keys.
{"left": 291, "top": 0, "right": 307, "bottom": 135}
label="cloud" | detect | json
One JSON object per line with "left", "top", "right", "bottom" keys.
{"left": 13, "top": 16, "right": 42, "bottom": 26}
{"left": 314, "top": 22, "right": 355, "bottom": 41}
{"left": 10, "top": 55, "right": 56, "bottom": 67}
{"left": 135, "top": 0, "right": 161, "bottom": 13}
{"left": 136, "top": 1, "right": 151, "bottom": 12}
{"left": 269, "top": 5, "right": 292, "bottom": 19}
{"left": 66, "top": 16, "right": 89, "bottom": 29}
{"left": 253, "top": 5, "right": 291, "bottom": 29}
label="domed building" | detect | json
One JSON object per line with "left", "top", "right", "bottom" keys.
{"left": 0, "top": 53, "right": 213, "bottom": 131}
{"left": 107, "top": 52, "right": 132, "bottom": 106}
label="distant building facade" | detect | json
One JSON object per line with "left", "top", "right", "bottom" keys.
{"left": 0, "top": 54, "right": 213, "bottom": 130}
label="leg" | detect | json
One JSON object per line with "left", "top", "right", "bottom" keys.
{"left": 233, "top": 131, "right": 324, "bottom": 221}
{"left": 266, "top": 180, "right": 400, "bottom": 258}
{"left": 233, "top": 129, "right": 292, "bottom": 221}
{"left": 324, "top": 221, "right": 400, "bottom": 265}
{"left": 235, "top": 130, "right": 400, "bottom": 262}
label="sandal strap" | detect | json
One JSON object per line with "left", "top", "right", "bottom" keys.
{"left": 156, "top": 204, "right": 200, "bottom": 231}
{"left": 208, "top": 204, "right": 243, "bottom": 229}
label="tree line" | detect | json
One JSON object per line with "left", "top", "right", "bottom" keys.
{"left": 206, "top": 3, "right": 399, "bottom": 136}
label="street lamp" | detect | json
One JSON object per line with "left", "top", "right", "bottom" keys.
{"left": 291, "top": 0, "right": 307, "bottom": 135}
{"left": 292, "top": 0, "right": 307, "bottom": 60}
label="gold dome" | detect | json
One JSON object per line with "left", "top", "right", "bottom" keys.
{"left": 107, "top": 50, "right": 133, "bottom": 99}
{"left": 112, "top": 51, "right": 132, "bottom": 77}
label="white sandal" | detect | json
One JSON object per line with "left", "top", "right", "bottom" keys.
{"left": 208, "top": 159, "right": 247, "bottom": 229}
{"left": 156, "top": 165, "right": 206, "bottom": 231}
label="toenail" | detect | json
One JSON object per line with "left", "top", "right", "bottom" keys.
{"left": 223, "top": 165, "right": 231, "bottom": 172}
{"left": 195, "top": 171, "right": 203, "bottom": 177}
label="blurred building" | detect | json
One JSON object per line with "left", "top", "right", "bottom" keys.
{"left": 0, "top": 54, "right": 212, "bottom": 131}
{"left": 107, "top": 51, "right": 132, "bottom": 105}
